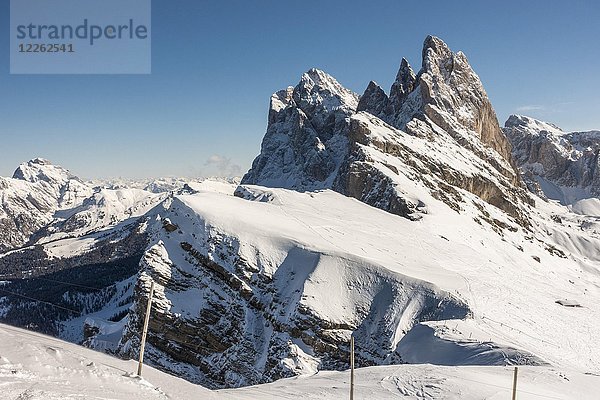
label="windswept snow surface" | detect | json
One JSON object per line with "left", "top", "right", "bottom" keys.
{"left": 1, "top": 323, "right": 598, "bottom": 399}
{"left": 164, "top": 185, "right": 600, "bottom": 372}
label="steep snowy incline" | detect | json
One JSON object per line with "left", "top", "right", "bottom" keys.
{"left": 92, "top": 180, "right": 600, "bottom": 388}
{"left": 2, "top": 323, "right": 598, "bottom": 400}
{"left": 112, "top": 186, "right": 468, "bottom": 388}
{"left": 504, "top": 114, "right": 600, "bottom": 210}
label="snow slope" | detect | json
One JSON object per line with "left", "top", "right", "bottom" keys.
{"left": 0, "top": 323, "right": 213, "bottom": 400}
{"left": 1, "top": 322, "right": 598, "bottom": 400}
{"left": 88, "top": 178, "right": 600, "bottom": 388}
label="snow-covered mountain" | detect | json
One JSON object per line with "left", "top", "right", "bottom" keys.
{"left": 0, "top": 158, "right": 93, "bottom": 252}
{"left": 504, "top": 114, "right": 600, "bottom": 214}
{"left": 243, "top": 36, "right": 530, "bottom": 224}
{"left": 242, "top": 68, "right": 359, "bottom": 190}
{"left": 0, "top": 160, "right": 220, "bottom": 254}
{"left": 84, "top": 36, "right": 600, "bottom": 389}
{"left": 1, "top": 35, "right": 600, "bottom": 396}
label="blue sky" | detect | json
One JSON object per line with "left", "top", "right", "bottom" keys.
{"left": 1, "top": 0, "right": 599, "bottom": 179}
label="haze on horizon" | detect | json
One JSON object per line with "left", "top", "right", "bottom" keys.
{"left": 0, "top": 0, "right": 598, "bottom": 179}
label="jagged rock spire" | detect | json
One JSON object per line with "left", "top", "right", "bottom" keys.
{"left": 355, "top": 35, "right": 518, "bottom": 183}
{"left": 421, "top": 35, "right": 453, "bottom": 65}
{"left": 418, "top": 36, "right": 516, "bottom": 172}
{"left": 357, "top": 81, "right": 391, "bottom": 119}
{"left": 243, "top": 35, "right": 528, "bottom": 222}
{"left": 389, "top": 58, "right": 416, "bottom": 113}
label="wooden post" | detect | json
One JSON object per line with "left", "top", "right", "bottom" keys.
{"left": 137, "top": 280, "right": 155, "bottom": 377}
{"left": 350, "top": 335, "right": 355, "bottom": 400}
{"left": 511, "top": 366, "right": 518, "bottom": 400}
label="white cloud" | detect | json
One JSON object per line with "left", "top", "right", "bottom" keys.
{"left": 516, "top": 105, "right": 545, "bottom": 112}
{"left": 204, "top": 154, "right": 242, "bottom": 177}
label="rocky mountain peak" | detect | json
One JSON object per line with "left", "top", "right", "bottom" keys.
{"left": 421, "top": 35, "right": 453, "bottom": 67}
{"left": 12, "top": 158, "right": 81, "bottom": 186}
{"left": 504, "top": 115, "right": 600, "bottom": 203}
{"left": 354, "top": 35, "right": 519, "bottom": 184}
{"left": 268, "top": 86, "right": 295, "bottom": 124}
{"left": 356, "top": 81, "right": 391, "bottom": 118}
{"left": 30, "top": 157, "right": 52, "bottom": 165}
{"left": 244, "top": 36, "right": 530, "bottom": 224}
{"left": 294, "top": 68, "right": 359, "bottom": 114}
{"left": 504, "top": 114, "right": 563, "bottom": 136}
{"left": 396, "top": 58, "right": 416, "bottom": 81}
{"left": 1, "top": 159, "right": 94, "bottom": 252}
{"left": 417, "top": 37, "right": 515, "bottom": 168}
{"left": 242, "top": 69, "right": 359, "bottom": 190}
{"left": 389, "top": 58, "right": 417, "bottom": 114}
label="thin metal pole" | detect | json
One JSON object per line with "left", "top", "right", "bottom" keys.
{"left": 511, "top": 366, "right": 518, "bottom": 400}
{"left": 350, "top": 335, "right": 355, "bottom": 400}
{"left": 137, "top": 280, "right": 155, "bottom": 376}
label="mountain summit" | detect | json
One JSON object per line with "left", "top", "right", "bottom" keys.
{"left": 241, "top": 68, "right": 358, "bottom": 190}
{"left": 359, "top": 35, "right": 516, "bottom": 174}
{"left": 243, "top": 36, "right": 530, "bottom": 224}
{"left": 12, "top": 157, "right": 80, "bottom": 186}
{"left": 0, "top": 158, "right": 92, "bottom": 252}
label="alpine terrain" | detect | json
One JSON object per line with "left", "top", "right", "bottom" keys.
{"left": 1, "top": 36, "right": 599, "bottom": 398}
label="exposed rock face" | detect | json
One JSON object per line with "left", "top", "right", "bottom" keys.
{"left": 242, "top": 69, "right": 359, "bottom": 190}
{"left": 356, "top": 81, "right": 391, "bottom": 118}
{"left": 244, "top": 35, "right": 531, "bottom": 225}
{"left": 334, "top": 112, "right": 530, "bottom": 226}
{"left": 364, "top": 36, "right": 518, "bottom": 183}
{"left": 504, "top": 114, "right": 600, "bottom": 203}
{"left": 389, "top": 58, "right": 416, "bottom": 116}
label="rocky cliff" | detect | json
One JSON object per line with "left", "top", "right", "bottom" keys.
{"left": 242, "top": 69, "right": 359, "bottom": 190}
{"left": 504, "top": 114, "right": 600, "bottom": 205}
{"left": 243, "top": 36, "right": 531, "bottom": 226}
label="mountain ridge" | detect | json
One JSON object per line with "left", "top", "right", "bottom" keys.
{"left": 244, "top": 35, "right": 532, "bottom": 225}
